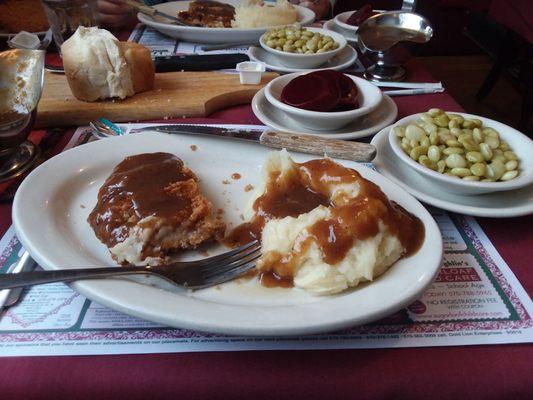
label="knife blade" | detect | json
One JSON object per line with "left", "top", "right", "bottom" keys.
{"left": 0, "top": 251, "right": 36, "bottom": 310}
{"left": 154, "top": 54, "right": 249, "bottom": 72}
{"left": 130, "top": 125, "right": 376, "bottom": 162}
{"left": 122, "top": 0, "right": 186, "bottom": 25}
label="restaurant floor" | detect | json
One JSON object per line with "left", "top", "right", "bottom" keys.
{"left": 420, "top": 55, "right": 532, "bottom": 135}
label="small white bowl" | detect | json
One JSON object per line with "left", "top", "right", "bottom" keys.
{"left": 259, "top": 27, "right": 347, "bottom": 69}
{"left": 333, "top": 10, "right": 385, "bottom": 36}
{"left": 389, "top": 112, "right": 533, "bottom": 195}
{"left": 236, "top": 61, "right": 265, "bottom": 85}
{"left": 264, "top": 71, "right": 383, "bottom": 131}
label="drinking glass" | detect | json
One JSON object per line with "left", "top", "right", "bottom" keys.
{"left": 41, "top": 0, "right": 98, "bottom": 51}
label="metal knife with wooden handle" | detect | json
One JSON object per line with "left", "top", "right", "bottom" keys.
{"left": 129, "top": 125, "right": 377, "bottom": 162}
{"left": 122, "top": 0, "right": 190, "bottom": 25}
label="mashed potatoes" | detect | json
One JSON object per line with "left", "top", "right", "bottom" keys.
{"left": 239, "top": 150, "right": 424, "bottom": 295}
{"left": 232, "top": 0, "right": 298, "bottom": 28}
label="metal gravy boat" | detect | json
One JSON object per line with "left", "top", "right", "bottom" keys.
{"left": 0, "top": 49, "right": 45, "bottom": 182}
{"left": 357, "top": 11, "right": 433, "bottom": 82}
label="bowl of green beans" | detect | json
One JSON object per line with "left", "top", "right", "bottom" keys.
{"left": 259, "top": 26, "right": 347, "bottom": 69}
{"left": 389, "top": 110, "right": 533, "bottom": 195}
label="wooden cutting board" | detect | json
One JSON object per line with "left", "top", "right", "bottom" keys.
{"left": 35, "top": 71, "right": 278, "bottom": 128}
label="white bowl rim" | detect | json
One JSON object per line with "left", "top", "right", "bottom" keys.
{"left": 265, "top": 71, "right": 382, "bottom": 117}
{"left": 389, "top": 112, "right": 533, "bottom": 191}
{"left": 259, "top": 26, "right": 347, "bottom": 58}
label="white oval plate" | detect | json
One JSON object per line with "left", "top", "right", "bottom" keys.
{"left": 371, "top": 126, "right": 533, "bottom": 217}
{"left": 323, "top": 19, "right": 357, "bottom": 44}
{"left": 253, "top": 87, "right": 397, "bottom": 139}
{"left": 13, "top": 132, "right": 442, "bottom": 336}
{"left": 248, "top": 45, "right": 357, "bottom": 73}
{"left": 137, "top": 0, "right": 315, "bottom": 44}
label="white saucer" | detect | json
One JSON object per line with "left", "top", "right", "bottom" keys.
{"left": 248, "top": 45, "right": 357, "bottom": 73}
{"left": 252, "top": 88, "right": 397, "bottom": 139}
{"left": 323, "top": 19, "right": 358, "bottom": 44}
{"left": 371, "top": 127, "right": 533, "bottom": 217}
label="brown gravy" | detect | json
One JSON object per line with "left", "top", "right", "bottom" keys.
{"left": 88, "top": 153, "right": 195, "bottom": 248}
{"left": 225, "top": 158, "right": 425, "bottom": 287}
{"left": 359, "top": 25, "right": 428, "bottom": 51}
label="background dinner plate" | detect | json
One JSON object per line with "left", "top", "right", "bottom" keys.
{"left": 248, "top": 45, "right": 357, "bottom": 73}
{"left": 371, "top": 126, "right": 533, "bottom": 217}
{"left": 13, "top": 132, "right": 442, "bottom": 336}
{"left": 252, "top": 88, "right": 397, "bottom": 139}
{"left": 137, "top": 0, "right": 315, "bottom": 43}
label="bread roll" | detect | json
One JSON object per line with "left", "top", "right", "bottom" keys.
{"left": 61, "top": 27, "right": 155, "bottom": 102}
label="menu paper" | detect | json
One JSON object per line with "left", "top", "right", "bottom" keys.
{"left": 0, "top": 125, "right": 531, "bottom": 357}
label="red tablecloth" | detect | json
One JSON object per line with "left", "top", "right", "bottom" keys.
{"left": 1, "top": 59, "right": 532, "bottom": 400}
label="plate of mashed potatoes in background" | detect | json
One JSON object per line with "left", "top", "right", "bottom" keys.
{"left": 13, "top": 132, "right": 442, "bottom": 336}
{"left": 137, "top": 0, "right": 316, "bottom": 44}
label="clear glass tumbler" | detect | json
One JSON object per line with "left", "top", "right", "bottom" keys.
{"left": 41, "top": 0, "right": 98, "bottom": 51}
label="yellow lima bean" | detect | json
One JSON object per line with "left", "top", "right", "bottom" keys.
{"left": 418, "top": 156, "right": 435, "bottom": 170}
{"left": 445, "top": 154, "right": 467, "bottom": 168}
{"left": 462, "top": 120, "right": 476, "bottom": 129}
{"left": 445, "top": 139, "right": 462, "bottom": 148}
{"left": 434, "top": 114, "right": 450, "bottom": 127}
{"left": 450, "top": 127, "right": 462, "bottom": 137}
{"left": 479, "top": 143, "right": 493, "bottom": 161}
{"left": 504, "top": 151, "right": 518, "bottom": 161}
{"left": 470, "top": 163, "right": 486, "bottom": 177}
{"left": 449, "top": 119, "right": 461, "bottom": 129}
{"left": 443, "top": 147, "right": 464, "bottom": 155}
{"left": 420, "top": 136, "right": 430, "bottom": 148}
{"left": 428, "top": 108, "right": 444, "bottom": 117}
{"left": 437, "top": 160, "right": 446, "bottom": 173}
{"left": 420, "top": 113, "right": 434, "bottom": 124}
{"left": 466, "top": 151, "right": 483, "bottom": 163}
{"left": 472, "top": 128, "right": 484, "bottom": 143}
{"left": 451, "top": 167, "right": 471, "bottom": 177}
{"left": 482, "top": 127, "right": 499, "bottom": 138}
{"left": 405, "top": 125, "right": 426, "bottom": 142}
{"left": 393, "top": 126, "right": 405, "bottom": 138}
{"left": 505, "top": 160, "right": 518, "bottom": 171}
{"left": 448, "top": 113, "right": 464, "bottom": 124}
{"left": 462, "top": 175, "right": 480, "bottom": 181}
{"left": 429, "top": 131, "right": 438, "bottom": 145}
{"left": 427, "top": 145, "right": 441, "bottom": 162}
{"left": 484, "top": 136, "right": 500, "bottom": 149}
{"left": 487, "top": 159, "right": 506, "bottom": 180}
{"left": 501, "top": 170, "right": 518, "bottom": 181}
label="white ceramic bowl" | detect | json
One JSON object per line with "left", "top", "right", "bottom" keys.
{"left": 333, "top": 10, "right": 385, "bottom": 36}
{"left": 259, "top": 27, "right": 347, "bottom": 69}
{"left": 389, "top": 112, "right": 533, "bottom": 195}
{"left": 333, "top": 11, "right": 360, "bottom": 35}
{"left": 264, "top": 71, "right": 383, "bottom": 131}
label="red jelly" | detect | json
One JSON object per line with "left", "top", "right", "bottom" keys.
{"left": 280, "top": 73, "right": 340, "bottom": 111}
{"left": 280, "top": 70, "right": 359, "bottom": 112}
{"left": 346, "top": 5, "right": 377, "bottom": 26}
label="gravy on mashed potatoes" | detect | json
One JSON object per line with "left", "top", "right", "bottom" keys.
{"left": 225, "top": 150, "right": 424, "bottom": 295}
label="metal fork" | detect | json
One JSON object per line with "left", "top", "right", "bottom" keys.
{"left": 0, "top": 241, "right": 260, "bottom": 291}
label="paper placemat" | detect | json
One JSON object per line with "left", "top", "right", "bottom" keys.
{"left": 0, "top": 124, "right": 531, "bottom": 357}
{"left": 127, "top": 24, "right": 367, "bottom": 73}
